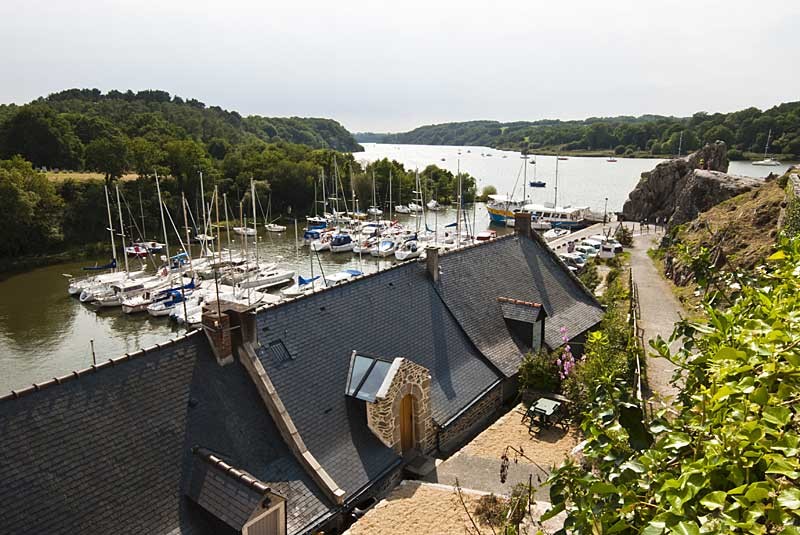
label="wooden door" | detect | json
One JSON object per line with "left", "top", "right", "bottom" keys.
{"left": 400, "top": 394, "right": 414, "bottom": 454}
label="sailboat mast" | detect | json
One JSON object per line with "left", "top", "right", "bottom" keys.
{"left": 554, "top": 157, "right": 559, "bottom": 207}
{"left": 251, "top": 179, "right": 258, "bottom": 266}
{"left": 214, "top": 186, "right": 221, "bottom": 265}
{"left": 456, "top": 152, "right": 461, "bottom": 244}
{"left": 522, "top": 151, "right": 528, "bottom": 203}
{"left": 139, "top": 189, "right": 146, "bottom": 240}
{"left": 372, "top": 170, "right": 377, "bottom": 222}
{"left": 181, "top": 193, "right": 194, "bottom": 272}
{"left": 115, "top": 186, "right": 129, "bottom": 274}
{"left": 765, "top": 129, "right": 772, "bottom": 159}
{"left": 155, "top": 171, "right": 170, "bottom": 259}
{"left": 199, "top": 171, "right": 208, "bottom": 256}
{"left": 104, "top": 185, "right": 117, "bottom": 269}
{"left": 389, "top": 168, "right": 393, "bottom": 221}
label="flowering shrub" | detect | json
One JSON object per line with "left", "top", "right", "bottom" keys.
{"left": 556, "top": 327, "right": 576, "bottom": 380}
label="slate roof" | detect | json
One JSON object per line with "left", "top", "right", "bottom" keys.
{"left": 434, "top": 234, "right": 604, "bottom": 376}
{"left": 254, "top": 261, "right": 502, "bottom": 498}
{"left": 0, "top": 331, "right": 331, "bottom": 535}
{"left": 498, "top": 297, "right": 546, "bottom": 324}
{"left": 187, "top": 449, "right": 271, "bottom": 531}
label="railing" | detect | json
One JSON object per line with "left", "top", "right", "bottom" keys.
{"left": 628, "top": 268, "right": 646, "bottom": 414}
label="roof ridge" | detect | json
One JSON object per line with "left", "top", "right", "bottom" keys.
{"left": 192, "top": 446, "right": 271, "bottom": 494}
{"left": 496, "top": 296, "right": 542, "bottom": 308}
{"left": 0, "top": 329, "right": 203, "bottom": 403}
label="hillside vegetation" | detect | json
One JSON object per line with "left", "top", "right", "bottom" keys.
{"left": 366, "top": 101, "right": 800, "bottom": 160}
{"left": 0, "top": 88, "right": 362, "bottom": 175}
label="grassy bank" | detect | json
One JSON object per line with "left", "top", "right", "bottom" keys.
{"left": 45, "top": 171, "right": 139, "bottom": 182}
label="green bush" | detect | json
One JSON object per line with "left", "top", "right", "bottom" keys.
{"left": 578, "top": 260, "right": 600, "bottom": 292}
{"left": 727, "top": 148, "right": 744, "bottom": 160}
{"left": 615, "top": 225, "right": 634, "bottom": 247}
{"left": 519, "top": 350, "right": 561, "bottom": 394}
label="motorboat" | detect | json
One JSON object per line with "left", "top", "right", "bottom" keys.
{"left": 606, "top": 158, "right": 617, "bottom": 163}
{"left": 407, "top": 202, "right": 423, "bottom": 212}
{"left": 528, "top": 180, "right": 546, "bottom": 188}
{"left": 523, "top": 202, "right": 592, "bottom": 231}
{"left": 487, "top": 194, "right": 526, "bottom": 225}
{"left": 266, "top": 223, "right": 287, "bottom": 232}
{"left": 193, "top": 233, "right": 215, "bottom": 243}
{"left": 122, "top": 278, "right": 197, "bottom": 314}
{"left": 330, "top": 234, "right": 355, "bottom": 253}
{"left": 394, "top": 239, "right": 421, "bottom": 261}
{"left": 543, "top": 227, "right": 571, "bottom": 241}
{"left": 94, "top": 276, "right": 170, "bottom": 308}
{"left": 370, "top": 238, "right": 396, "bottom": 257}
{"left": 78, "top": 270, "right": 149, "bottom": 302}
{"left": 558, "top": 156, "right": 569, "bottom": 160}
{"left": 475, "top": 230, "right": 497, "bottom": 242}
{"left": 394, "top": 205, "right": 411, "bottom": 214}
{"left": 367, "top": 206, "right": 383, "bottom": 216}
{"left": 426, "top": 200, "right": 441, "bottom": 211}
{"left": 125, "top": 244, "right": 149, "bottom": 257}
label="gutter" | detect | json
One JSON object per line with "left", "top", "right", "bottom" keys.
{"left": 440, "top": 378, "right": 502, "bottom": 429}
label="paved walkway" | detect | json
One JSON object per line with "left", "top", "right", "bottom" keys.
{"left": 629, "top": 231, "right": 682, "bottom": 401}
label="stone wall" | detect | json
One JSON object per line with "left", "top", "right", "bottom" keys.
{"left": 365, "top": 358, "right": 435, "bottom": 454}
{"left": 438, "top": 382, "right": 503, "bottom": 454}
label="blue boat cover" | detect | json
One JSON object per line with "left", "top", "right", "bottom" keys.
{"left": 445, "top": 222, "right": 457, "bottom": 228}
{"left": 298, "top": 275, "right": 321, "bottom": 286}
{"left": 343, "top": 269, "right": 363, "bottom": 276}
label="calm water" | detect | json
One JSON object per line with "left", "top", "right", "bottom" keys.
{"left": 357, "top": 143, "right": 786, "bottom": 213}
{"left": 0, "top": 143, "right": 787, "bottom": 392}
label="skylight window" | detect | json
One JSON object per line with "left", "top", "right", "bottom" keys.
{"left": 345, "top": 352, "right": 398, "bottom": 402}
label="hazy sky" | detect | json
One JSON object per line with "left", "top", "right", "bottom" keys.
{"left": 1, "top": 0, "right": 798, "bottom": 132}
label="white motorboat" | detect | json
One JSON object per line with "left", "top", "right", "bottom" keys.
{"left": 544, "top": 228, "right": 571, "bottom": 241}
{"left": 266, "top": 223, "right": 287, "bottom": 232}
{"left": 426, "top": 200, "right": 441, "bottom": 211}
{"left": 367, "top": 206, "right": 383, "bottom": 216}
{"left": 394, "top": 239, "right": 421, "bottom": 261}
{"left": 194, "top": 233, "right": 215, "bottom": 243}
{"left": 78, "top": 270, "right": 149, "bottom": 303}
{"left": 353, "top": 237, "right": 378, "bottom": 255}
{"left": 233, "top": 226, "right": 256, "bottom": 236}
{"left": 370, "top": 238, "right": 396, "bottom": 257}
{"left": 407, "top": 202, "right": 423, "bottom": 212}
{"left": 394, "top": 205, "right": 411, "bottom": 214}
{"left": 330, "top": 234, "right": 355, "bottom": 253}
{"left": 237, "top": 267, "right": 295, "bottom": 290}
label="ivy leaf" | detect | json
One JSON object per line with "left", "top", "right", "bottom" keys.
{"left": 662, "top": 432, "right": 692, "bottom": 450}
{"left": 669, "top": 521, "right": 700, "bottom": 535}
{"left": 590, "top": 482, "right": 619, "bottom": 495}
{"left": 699, "top": 490, "right": 727, "bottom": 510}
{"left": 750, "top": 386, "right": 769, "bottom": 406}
{"left": 540, "top": 501, "right": 565, "bottom": 521}
{"left": 777, "top": 488, "right": 800, "bottom": 510}
{"left": 768, "top": 250, "right": 787, "bottom": 261}
{"left": 763, "top": 406, "right": 792, "bottom": 427}
{"left": 642, "top": 521, "right": 666, "bottom": 535}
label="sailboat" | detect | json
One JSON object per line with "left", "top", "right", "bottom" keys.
{"left": 264, "top": 192, "right": 287, "bottom": 232}
{"left": 367, "top": 171, "right": 383, "bottom": 216}
{"left": 753, "top": 129, "right": 781, "bottom": 166}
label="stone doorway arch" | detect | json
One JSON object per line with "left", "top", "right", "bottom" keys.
{"left": 399, "top": 394, "right": 414, "bottom": 454}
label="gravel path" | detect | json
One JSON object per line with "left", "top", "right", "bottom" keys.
{"left": 628, "top": 231, "right": 683, "bottom": 401}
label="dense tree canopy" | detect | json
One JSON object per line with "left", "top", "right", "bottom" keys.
{"left": 0, "top": 88, "right": 362, "bottom": 175}
{"left": 365, "top": 101, "right": 800, "bottom": 159}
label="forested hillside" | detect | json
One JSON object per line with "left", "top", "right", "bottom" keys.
{"left": 372, "top": 102, "right": 800, "bottom": 159}
{"left": 0, "top": 88, "right": 362, "bottom": 173}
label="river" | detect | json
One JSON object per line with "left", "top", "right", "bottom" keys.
{"left": 0, "top": 143, "right": 787, "bottom": 392}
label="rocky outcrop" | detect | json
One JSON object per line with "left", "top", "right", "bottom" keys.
{"left": 622, "top": 142, "right": 762, "bottom": 227}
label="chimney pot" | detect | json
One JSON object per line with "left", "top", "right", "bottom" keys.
{"left": 514, "top": 211, "right": 532, "bottom": 238}
{"left": 425, "top": 246, "right": 440, "bottom": 282}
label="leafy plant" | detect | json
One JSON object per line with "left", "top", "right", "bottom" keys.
{"left": 519, "top": 350, "right": 561, "bottom": 394}
{"left": 545, "top": 236, "right": 800, "bottom": 534}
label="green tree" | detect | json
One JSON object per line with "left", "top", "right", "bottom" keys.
{"left": 0, "top": 156, "right": 64, "bottom": 256}
{"left": 128, "top": 137, "right": 165, "bottom": 178}
{"left": 0, "top": 106, "right": 83, "bottom": 169}
{"left": 85, "top": 135, "right": 129, "bottom": 184}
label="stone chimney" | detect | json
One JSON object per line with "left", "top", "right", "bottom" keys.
{"left": 202, "top": 309, "right": 234, "bottom": 366}
{"left": 514, "top": 211, "right": 532, "bottom": 237}
{"left": 425, "top": 246, "right": 440, "bottom": 282}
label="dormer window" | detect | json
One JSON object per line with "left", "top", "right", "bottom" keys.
{"left": 497, "top": 297, "right": 547, "bottom": 352}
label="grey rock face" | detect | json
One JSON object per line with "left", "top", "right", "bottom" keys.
{"left": 622, "top": 142, "right": 759, "bottom": 226}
